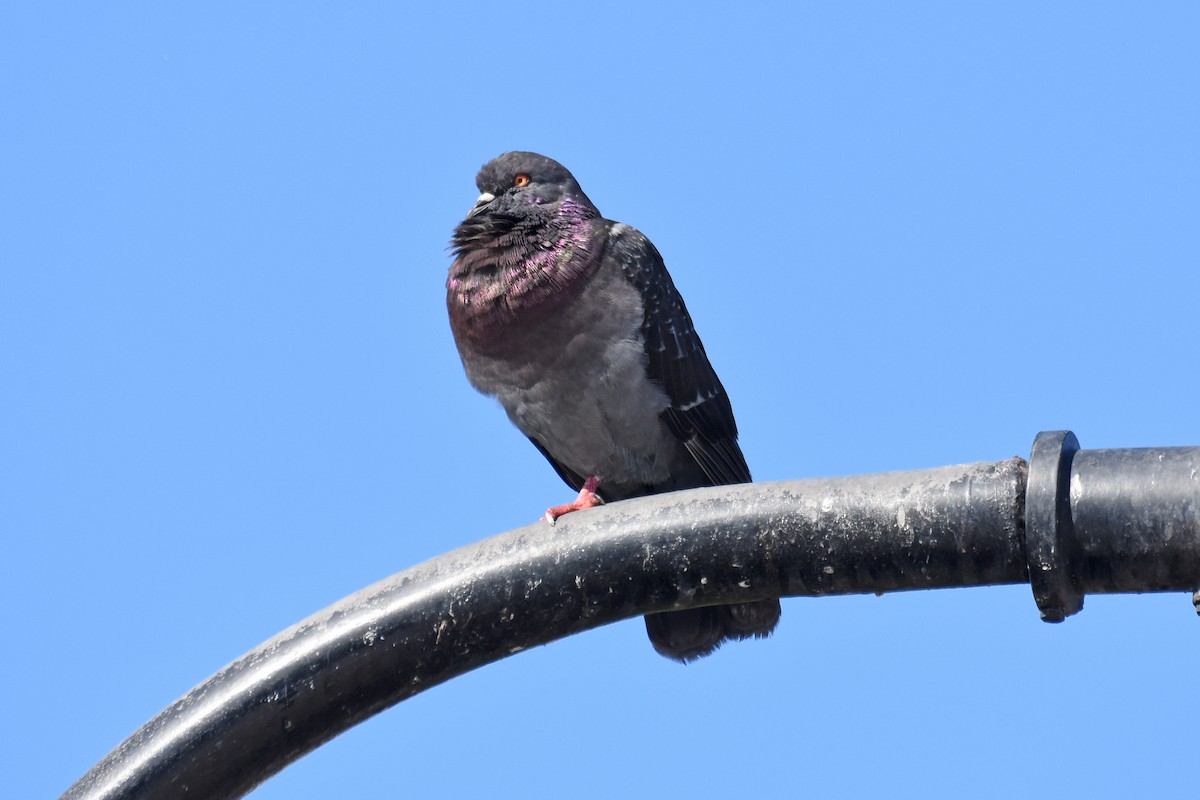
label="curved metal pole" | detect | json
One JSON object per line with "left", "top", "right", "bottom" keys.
{"left": 61, "top": 435, "right": 1200, "bottom": 800}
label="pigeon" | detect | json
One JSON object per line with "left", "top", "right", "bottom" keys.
{"left": 446, "top": 151, "right": 780, "bottom": 662}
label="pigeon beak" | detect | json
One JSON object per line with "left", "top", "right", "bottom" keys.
{"left": 467, "top": 192, "right": 496, "bottom": 218}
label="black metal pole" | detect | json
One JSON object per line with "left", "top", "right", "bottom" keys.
{"left": 1025, "top": 432, "right": 1200, "bottom": 619}
{"left": 60, "top": 433, "right": 1200, "bottom": 800}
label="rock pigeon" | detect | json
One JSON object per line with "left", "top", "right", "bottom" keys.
{"left": 446, "top": 151, "right": 780, "bottom": 662}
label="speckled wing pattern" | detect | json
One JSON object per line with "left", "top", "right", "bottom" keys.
{"left": 606, "top": 224, "right": 752, "bottom": 488}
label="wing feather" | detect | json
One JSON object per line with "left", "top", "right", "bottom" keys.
{"left": 606, "top": 225, "right": 751, "bottom": 487}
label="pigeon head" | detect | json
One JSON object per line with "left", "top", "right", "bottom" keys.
{"left": 465, "top": 151, "right": 597, "bottom": 222}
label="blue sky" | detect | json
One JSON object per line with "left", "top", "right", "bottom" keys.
{"left": 5, "top": 4, "right": 1198, "bottom": 798}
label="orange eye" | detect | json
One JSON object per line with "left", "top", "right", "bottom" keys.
{"left": 513, "top": 173, "right": 530, "bottom": 188}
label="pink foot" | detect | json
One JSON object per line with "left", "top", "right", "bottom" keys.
{"left": 544, "top": 476, "right": 603, "bottom": 525}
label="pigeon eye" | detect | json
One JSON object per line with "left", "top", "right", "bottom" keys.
{"left": 513, "top": 174, "right": 530, "bottom": 188}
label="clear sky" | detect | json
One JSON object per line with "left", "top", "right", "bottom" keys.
{"left": 5, "top": 4, "right": 1199, "bottom": 798}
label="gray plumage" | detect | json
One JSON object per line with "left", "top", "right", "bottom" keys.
{"left": 446, "top": 151, "right": 780, "bottom": 661}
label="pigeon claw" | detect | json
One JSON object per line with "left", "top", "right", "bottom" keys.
{"left": 544, "top": 476, "right": 604, "bottom": 525}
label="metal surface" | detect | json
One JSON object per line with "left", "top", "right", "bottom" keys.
{"left": 63, "top": 459, "right": 1025, "bottom": 800}
{"left": 61, "top": 436, "right": 1200, "bottom": 800}
{"left": 1070, "top": 446, "right": 1200, "bottom": 592}
{"left": 1026, "top": 430, "right": 1084, "bottom": 621}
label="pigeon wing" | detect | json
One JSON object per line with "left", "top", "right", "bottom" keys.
{"left": 605, "top": 224, "right": 751, "bottom": 487}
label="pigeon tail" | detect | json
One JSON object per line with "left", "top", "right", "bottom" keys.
{"left": 645, "top": 599, "right": 781, "bottom": 662}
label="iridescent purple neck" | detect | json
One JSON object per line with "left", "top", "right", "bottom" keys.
{"left": 447, "top": 199, "right": 603, "bottom": 348}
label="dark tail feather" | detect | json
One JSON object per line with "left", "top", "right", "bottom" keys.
{"left": 644, "top": 599, "right": 781, "bottom": 662}
{"left": 719, "top": 598, "right": 782, "bottom": 639}
{"left": 645, "top": 607, "right": 723, "bottom": 662}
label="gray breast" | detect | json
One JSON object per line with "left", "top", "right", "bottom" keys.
{"left": 459, "top": 258, "right": 677, "bottom": 491}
